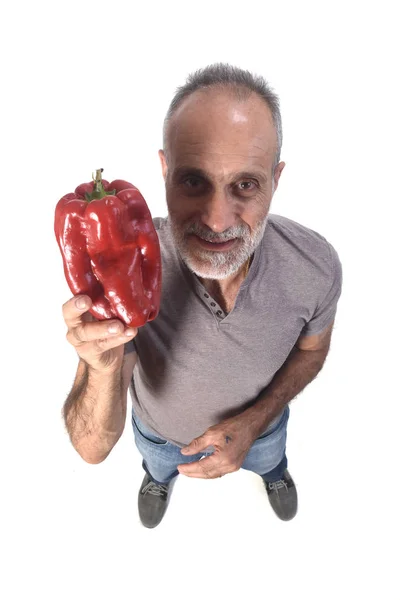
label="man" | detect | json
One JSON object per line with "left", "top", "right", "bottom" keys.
{"left": 62, "top": 63, "right": 343, "bottom": 529}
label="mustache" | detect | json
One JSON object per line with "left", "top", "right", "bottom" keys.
{"left": 184, "top": 222, "right": 249, "bottom": 243}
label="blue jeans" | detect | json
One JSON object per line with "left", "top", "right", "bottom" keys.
{"left": 131, "top": 405, "right": 290, "bottom": 485}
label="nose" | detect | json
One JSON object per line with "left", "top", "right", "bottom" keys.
{"left": 200, "top": 189, "right": 236, "bottom": 233}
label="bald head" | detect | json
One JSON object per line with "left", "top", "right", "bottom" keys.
{"left": 163, "top": 87, "right": 278, "bottom": 178}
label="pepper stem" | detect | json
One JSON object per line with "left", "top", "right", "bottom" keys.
{"left": 84, "top": 168, "right": 116, "bottom": 202}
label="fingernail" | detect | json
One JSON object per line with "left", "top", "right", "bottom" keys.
{"left": 76, "top": 297, "right": 87, "bottom": 309}
{"left": 108, "top": 324, "right": 119, "bottom": 333}
{"left": 181, "top": 447, "right": 189, "bottom": 453}
{"left": 125, "top": 328, "right": 135, "bottom": 336}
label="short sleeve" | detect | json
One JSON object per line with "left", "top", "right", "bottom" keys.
{"left": 123, "top": 339, "right": 137, "bottom": 355}
{"left": 301, "top": 243, "right": 343, "bottom": 337}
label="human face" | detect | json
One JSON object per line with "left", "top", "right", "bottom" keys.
{"left": 160, "top": 90, "right": 285, "bottom": 280}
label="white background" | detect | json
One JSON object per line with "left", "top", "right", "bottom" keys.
{"left": 1, "top": 1, "right": 399, "bottom": 599}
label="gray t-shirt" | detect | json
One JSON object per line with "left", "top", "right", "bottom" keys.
{"left": 124, "top": 213, "right": 343, "bottom": 447}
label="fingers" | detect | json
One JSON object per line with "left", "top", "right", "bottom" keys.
{"left": 75, "top": 331, "right": 137, "bottom": 364}
{"left": 67, "top": 318, "right": 135, "bottom": 346}
{"left": 178, "top": 456, "right": 222, "bottom": 479}
{"left": 62, "top": 295, "right": 93, "bottom": 331}
{"left": 63, "top": 295, "right": 137, "bottom": 347}
{"left": 181, "top": 434, "right": 213, "bottom": 456}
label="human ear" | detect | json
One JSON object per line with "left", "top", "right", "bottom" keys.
{"left": 158, "top": 149, "right": 168, "bottom": 181}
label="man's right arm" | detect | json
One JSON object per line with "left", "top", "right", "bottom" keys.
{"left": 60, "top": 293, "right": 138, "bottom": 464}
{"left": 63, "top": 351, "right": 137, "bottom": 463}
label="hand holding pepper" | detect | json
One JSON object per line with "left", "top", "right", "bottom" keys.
{"left": 63, "top": 294, "right": 137, "bottom": 373}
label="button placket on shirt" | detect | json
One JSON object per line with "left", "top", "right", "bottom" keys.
{"left": 202, "top": 292, "right": 226, "bottom": 320}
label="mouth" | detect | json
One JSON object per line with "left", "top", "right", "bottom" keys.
{"left": 190, "top": 234, "right": 238, "bottom": 252}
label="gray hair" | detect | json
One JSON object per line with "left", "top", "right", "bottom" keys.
{"left": 162, "top": 62, "right": 283, "bottom": 171}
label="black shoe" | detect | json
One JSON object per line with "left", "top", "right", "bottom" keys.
{"left": 138, "top": 473, "right": 175, "bottom": 528}
{"left": 263, "top": 468, "right": 298, "bottom": 521}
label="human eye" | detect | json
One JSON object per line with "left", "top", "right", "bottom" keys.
{"left": 183, "top": 176, "right": 203, "bottom": 188}
{"left": 235, "top": 180, "right": 258, "bottom": 194}
{"left": 179, "top": 174, "right": 208, "bottom": 195}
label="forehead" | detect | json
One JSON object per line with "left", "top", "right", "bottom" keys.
{"left": 166, "top": 89, "right": 277, "bottom": 174}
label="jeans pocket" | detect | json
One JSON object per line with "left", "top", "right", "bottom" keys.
{"left": 131, "top": 410, "right": 168, "bottom": 446}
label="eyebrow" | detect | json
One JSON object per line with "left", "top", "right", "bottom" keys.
{"left": 172, "top": 166, "right": 268, "bottom": 185}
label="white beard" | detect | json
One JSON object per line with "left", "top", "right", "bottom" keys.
{"left": 169, "top": 214, "right": 269, "bottom": 280}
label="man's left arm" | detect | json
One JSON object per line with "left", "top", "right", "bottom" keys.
{"left": 243, "top": 320, "right": 334, "bottom": 438}
{"left": 178, "top": 320, "right": 334, "bottom": 479}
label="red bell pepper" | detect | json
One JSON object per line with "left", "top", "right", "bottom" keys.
{"left": 54, "top": 168, "right": 162, "bottom": 328}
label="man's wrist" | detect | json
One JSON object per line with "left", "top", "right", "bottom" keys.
{"left": 86, "top": 358, "right": 123, "bottom": 377}
{"left": 229, "top": 405, "right": 271, "bottom": 443}
{"left": 241, "top": 401, "right": 278, "bottom": 441}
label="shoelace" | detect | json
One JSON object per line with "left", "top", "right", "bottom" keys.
{"left": 142, "top": 481, "right": 169, "bottom": 497}
{"left": 268, "top": 479, "right": 288, "bottom": 492}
